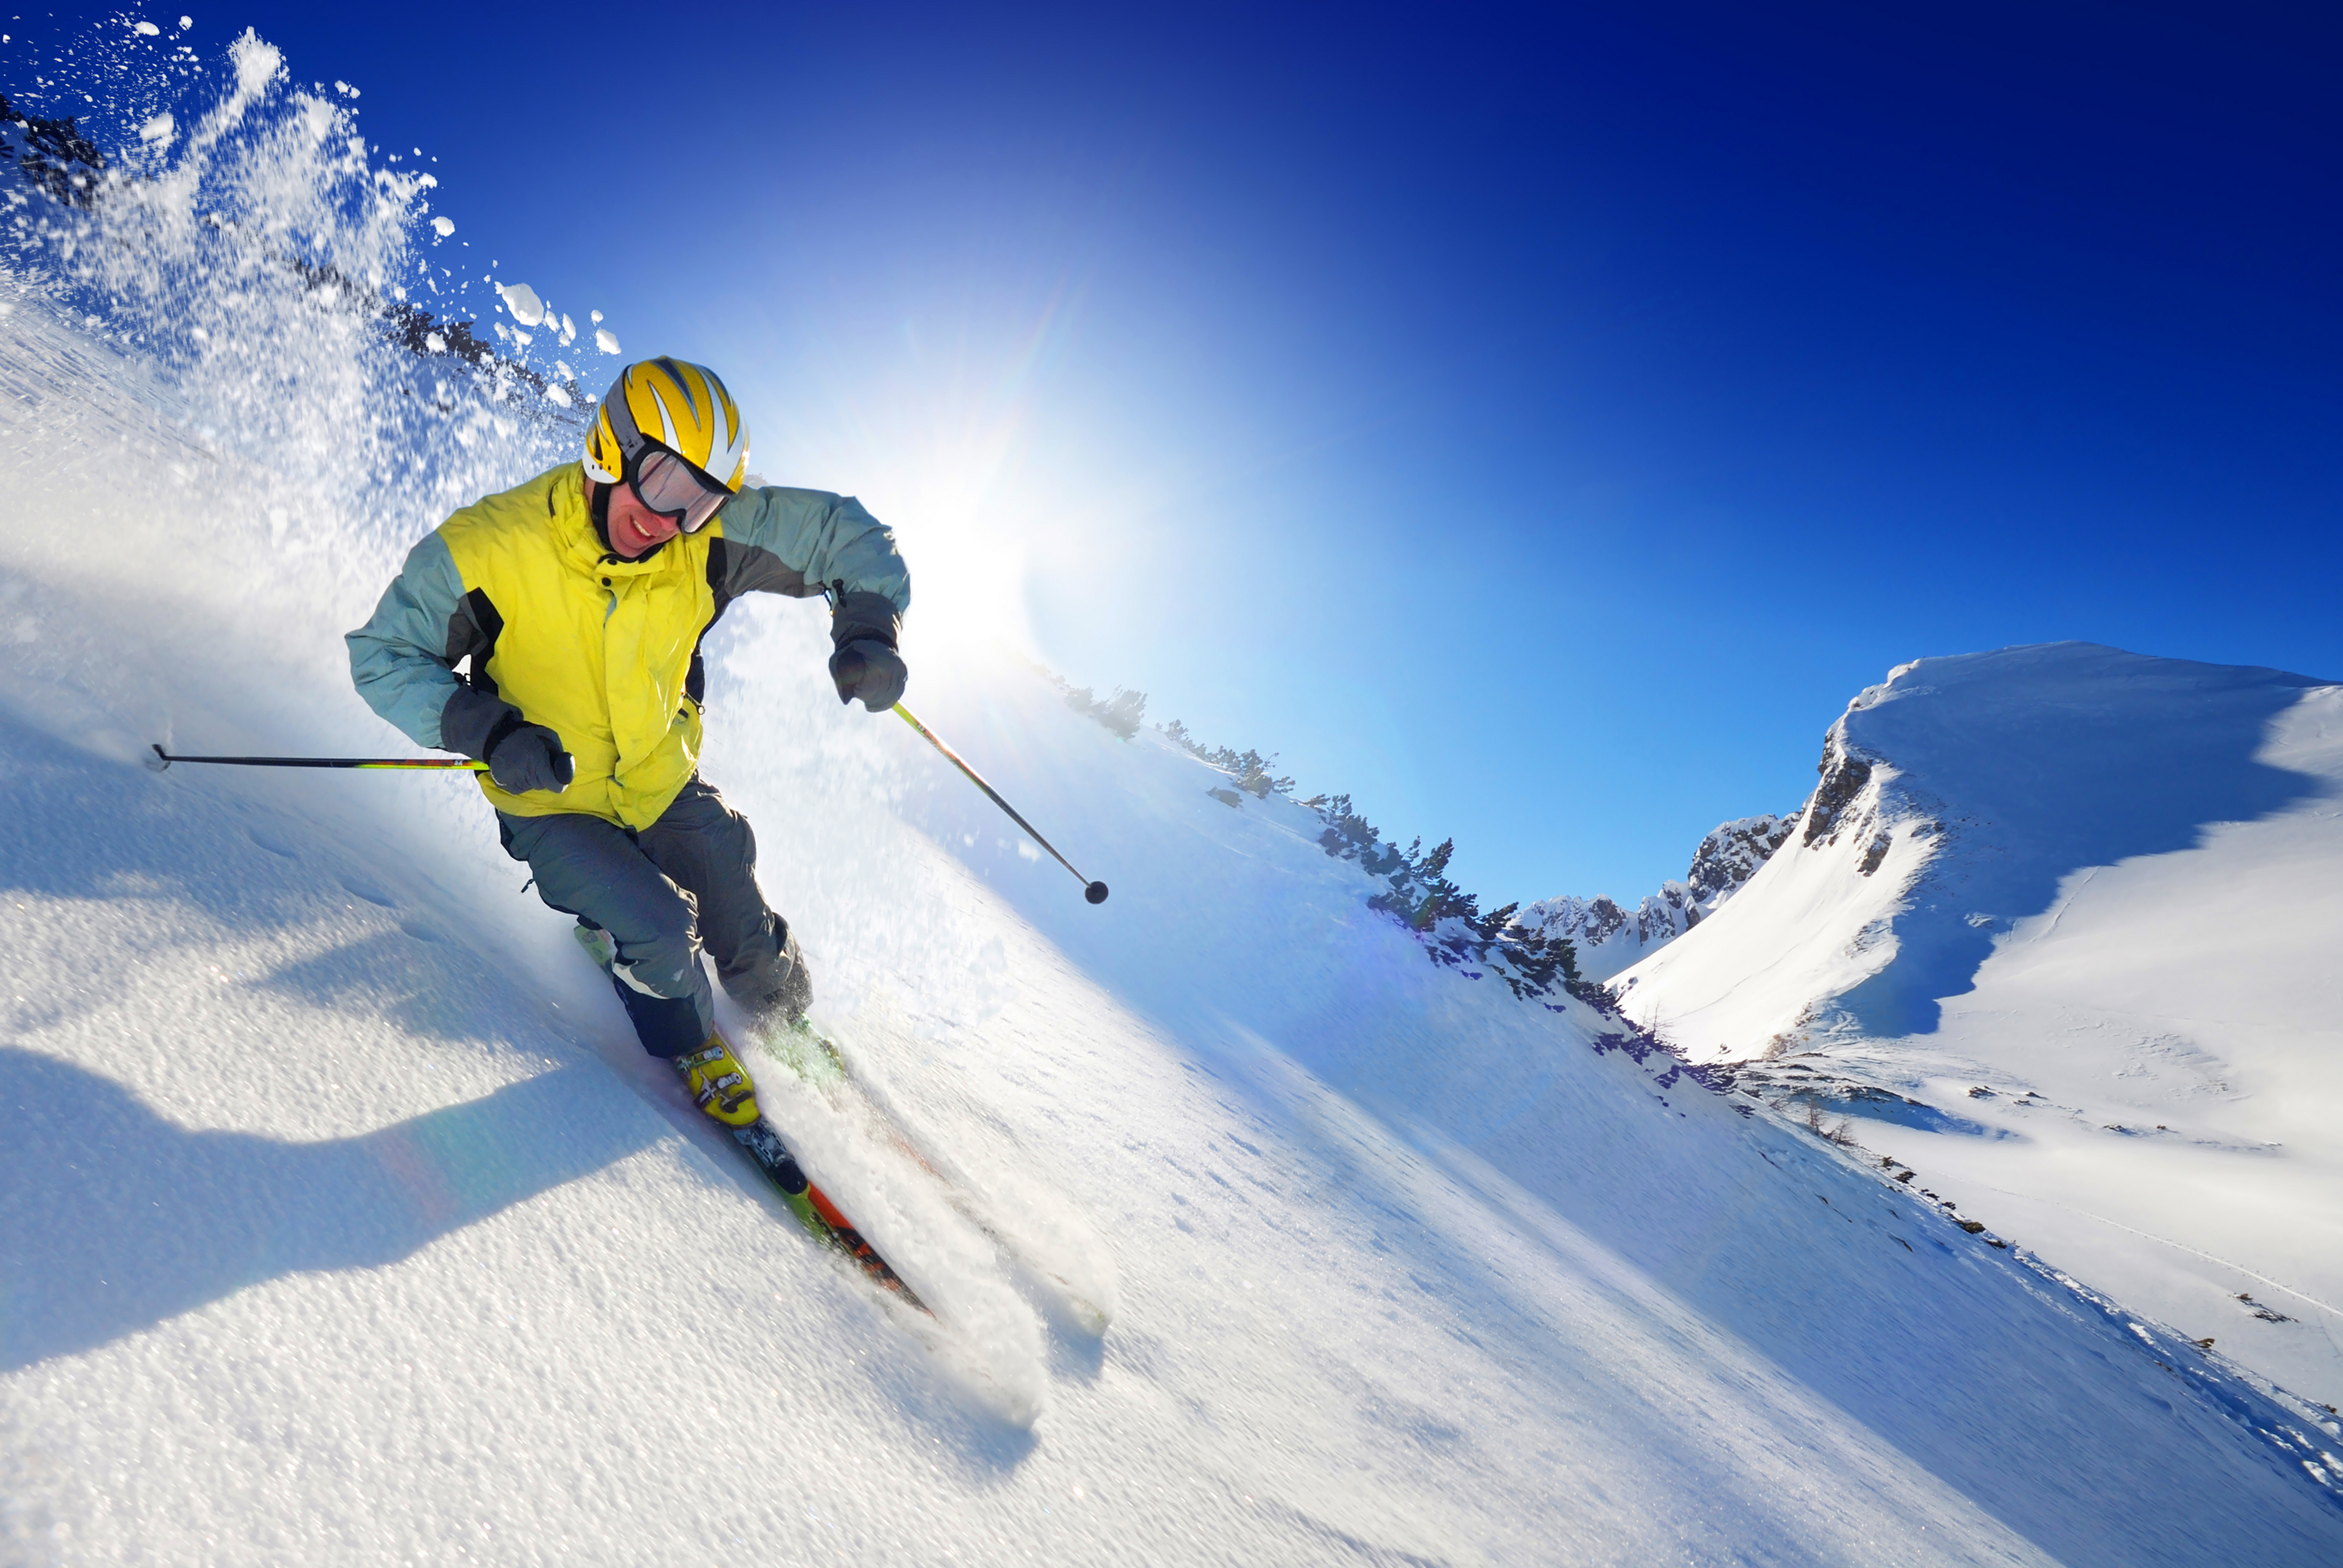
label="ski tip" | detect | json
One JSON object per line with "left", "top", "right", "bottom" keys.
{"left": 1084, "top": 880, "right": 1109, "bottom": 905}
{"left": 843, "top": 1233, "right": 933, "bottom": 1316}
{"left": 806, "top": 1181, "right": 934, "bottom": 1315}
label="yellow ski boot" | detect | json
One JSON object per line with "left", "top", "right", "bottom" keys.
{"left": 674, "top": 1037, "right": 760, "bottom": 1128}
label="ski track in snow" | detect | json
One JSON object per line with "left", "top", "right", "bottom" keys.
{"left": 1, "top": 39, "right": 2341, "bottom": 1567}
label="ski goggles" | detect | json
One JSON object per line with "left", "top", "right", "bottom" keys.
{"left": 627, "top": 446, "right": 732, "bottom": 533}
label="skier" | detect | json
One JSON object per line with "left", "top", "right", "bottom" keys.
{"left": 348, "top": 357, "right": 909, "bottom": 1131}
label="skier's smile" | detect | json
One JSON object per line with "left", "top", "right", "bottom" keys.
{"left": 604, "top": 480, "right": 684, "bottom": 559}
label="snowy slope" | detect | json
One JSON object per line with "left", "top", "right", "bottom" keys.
{"left": 1619, "top": 644, "right": 2343, "bottom": 1409}
{"left": 3, "top": 44, "right": 2342, "bottom": 1566}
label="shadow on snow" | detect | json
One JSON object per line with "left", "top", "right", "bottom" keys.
{"left": 0, "top": 1048, "right": 660, "bottom": 1371}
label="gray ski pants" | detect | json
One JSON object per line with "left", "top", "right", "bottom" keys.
{"left": 496, "top": 776, "right": 811, "bottom": 1058}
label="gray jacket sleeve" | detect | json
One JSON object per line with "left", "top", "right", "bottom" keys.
{"left": 712, "top": 487, "right": 911, "bottom": 648}
{"left": 345, "top": 532, "right": 491, "bottom": 749}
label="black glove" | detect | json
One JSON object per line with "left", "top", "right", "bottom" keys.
{"left": 828, "top": 640, "right": 908, "bottom": 712}
{"left": 827, "top": 589, "right": 906, "bottom": 712}
{"left": 440, "top": 684, "right": 517, "bottom": 760}
{"left": 484, "top": 715, "right": 574, "bottom": 794}
{"left": 442, "top": 686, "right": 572, "bottom": 793}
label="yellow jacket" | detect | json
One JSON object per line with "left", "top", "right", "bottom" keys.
{"left": 348, "top": 462, "right": 910, "bottom": 830}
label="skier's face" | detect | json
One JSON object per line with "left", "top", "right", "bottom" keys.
{"left": 604, "top": 479, "right": 683, "bottom": 559}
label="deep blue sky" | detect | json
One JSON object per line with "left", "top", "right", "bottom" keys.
{"left": 23, "top": 1, "right": 2343, "bottom": 906}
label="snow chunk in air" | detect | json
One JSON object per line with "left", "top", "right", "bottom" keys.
{"left": 430, "top": 216, "right": 453, "bottom": 238}
{"left": 499, "top": 282, "right": 546, "bottom": 328}
{"left": 231, "top": 30, "right": 282, "bottom": 98}
{"left": 594, "top": 327, "right": 619, "bottom": 354}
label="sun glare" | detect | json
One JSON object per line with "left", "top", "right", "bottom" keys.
{"left": 736, "top": 289, "right": 1141, "bottom": 672}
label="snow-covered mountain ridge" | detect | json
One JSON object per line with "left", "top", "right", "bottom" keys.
{"left": 1523, "top": 811, "right": 1801, "bottom": 981}
{"left": 1619, "top": 642, "right": 2343, "bottom": 1409}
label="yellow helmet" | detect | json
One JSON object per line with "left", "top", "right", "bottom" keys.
{"left": 583, "top": 357, "right": 751, "bottom": 493}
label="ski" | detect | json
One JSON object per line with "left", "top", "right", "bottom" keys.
{"left": 759, "top": 1026, "right": 1110, "bottom": 1335}
{"left": 731, "top": 1114, "right": 931, "bottom": 1315}
{"left": 567, "top": 928, "right": 929, "bottom": 1313}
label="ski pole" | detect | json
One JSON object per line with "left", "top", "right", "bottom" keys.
{"left": 891, "top": 703, "right": 1109, "bottom": 905}
{"left": 150, "top": 745, "right": 486, "bottom": 772}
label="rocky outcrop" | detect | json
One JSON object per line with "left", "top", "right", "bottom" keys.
{"left": 1523, "top": 810, "right": 1802, "bottom": 981}
{"left": 1689, "top": 811, "right": 1803, "bottom": 902}
{"left": 1802, "top": 729, "right": 1876, "bottom": 847}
